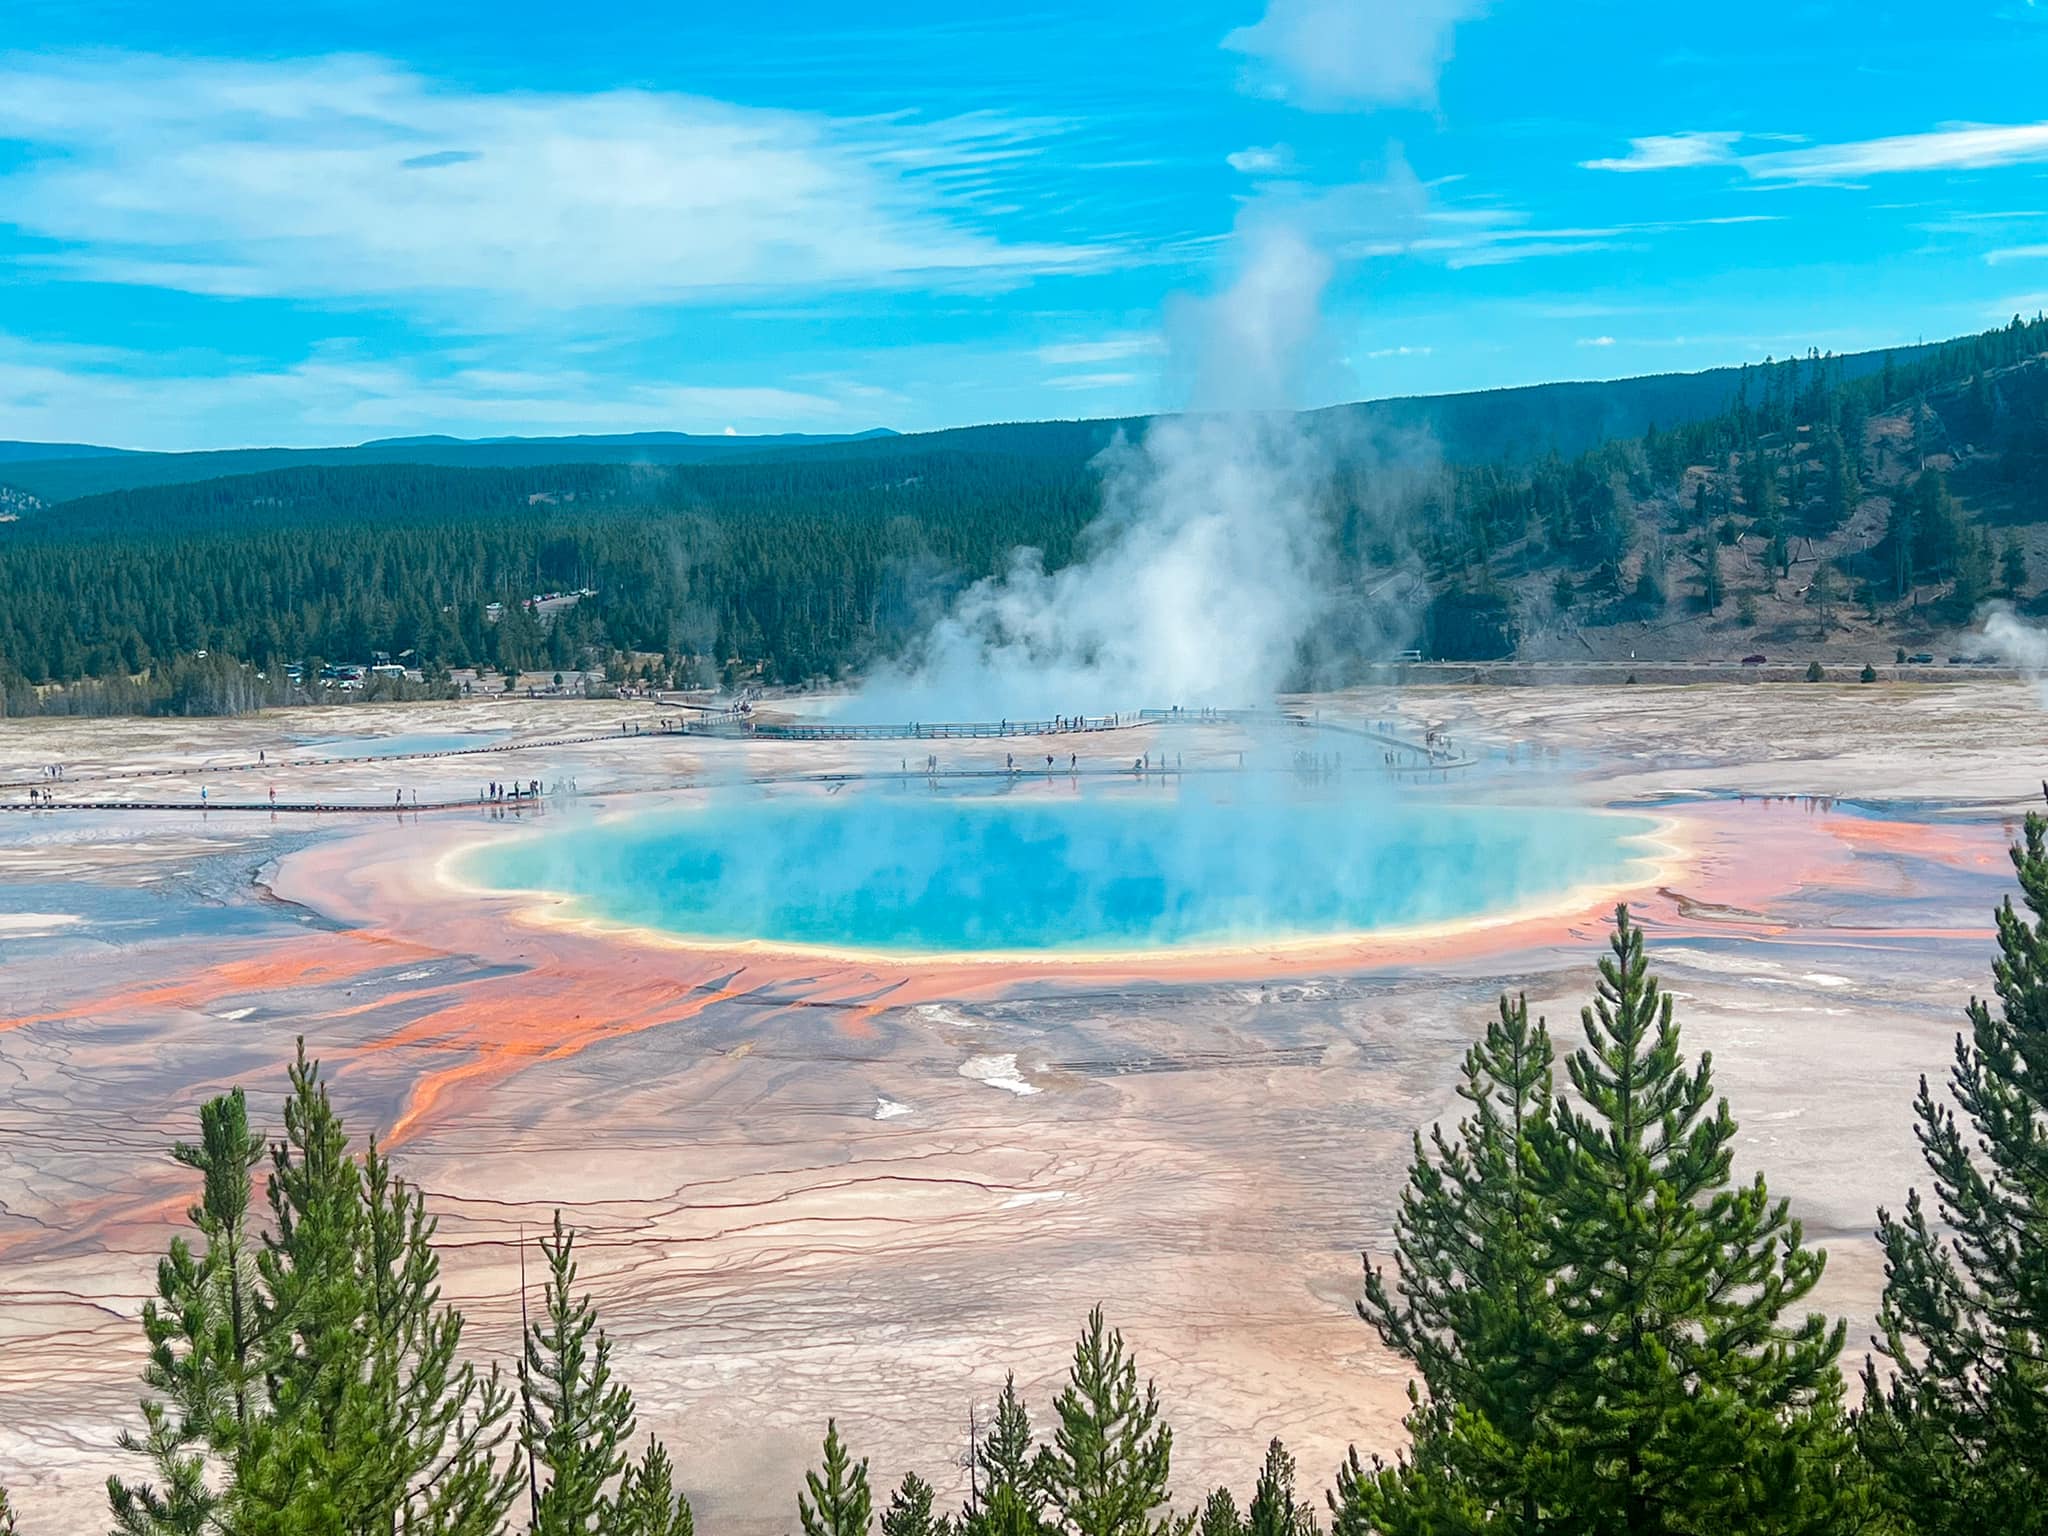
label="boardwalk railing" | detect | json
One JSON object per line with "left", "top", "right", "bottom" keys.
{"left": 744, "top": 715, "right": 1126, "bottom": 742}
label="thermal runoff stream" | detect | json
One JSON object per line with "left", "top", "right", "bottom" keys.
{"left": 462, "top": 789, "right": 1659, "bottom": 956}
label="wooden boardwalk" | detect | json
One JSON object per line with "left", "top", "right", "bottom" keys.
{"left": 0, "top": 797, "right": 544, "bottom": 815}
{"left": 1, "top": 702, "right": 1469, "bottom": 814}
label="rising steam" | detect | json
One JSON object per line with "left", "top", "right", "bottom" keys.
{"left": 857, "top": 221, "right": 1421, "bottom": 720}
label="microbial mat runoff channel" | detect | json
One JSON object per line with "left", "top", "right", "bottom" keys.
{"left": 462, "top": 786, "right": 1661, "bottom": 956}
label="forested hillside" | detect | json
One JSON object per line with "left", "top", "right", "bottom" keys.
{"left": 1, "top": 319, "right": 2042, "bottom": 714}
{"left": 0, "top": 451, "right": 1104, "bottom": 709}
{"left": 0, "top": 338, "right": 1929, "bottom": 504}
{"left": 1447, "top": 314, "right": 2048, "bottom": 663}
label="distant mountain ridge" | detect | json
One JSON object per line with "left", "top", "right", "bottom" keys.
{"left": 0, "top": 428, "right": 905, "bottom": 501}
{"left": 356, "top": 428, "right": 900, "bottom": 448}
{"left": 0, "top": 440, "right": 137, "bottom": 465}
{"left": 0, "top": 342, "right": 1936, "bottom": 504}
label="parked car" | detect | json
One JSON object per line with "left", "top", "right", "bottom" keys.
{"left": 1741, "top": 653, "right": 1767, "bottom": 665}
{"left": 1907, "top": 653, "right": 1935, "bottom": 664}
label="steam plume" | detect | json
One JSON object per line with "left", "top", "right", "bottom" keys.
{"left": 859, "top": 221, "right": 1418, "bottom": 720}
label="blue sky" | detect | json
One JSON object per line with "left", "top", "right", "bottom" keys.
{"left": 4, "top": 0, "right": 2048, "bottom": 449}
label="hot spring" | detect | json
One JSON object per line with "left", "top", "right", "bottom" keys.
{"left": 461, "top": 788, "right": 1660, "bottom": 957}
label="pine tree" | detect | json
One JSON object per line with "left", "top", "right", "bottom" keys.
{"left": 1808, "top": 560, "right": 1837, "bottom": 633}
{"left": 800, "top": 1421, "right": 874, "bottom": 1536}
{"left": 963, "top": 1375, "right": 1044, "bottom": 1536}
{"left": 1245, "top": 1439, "right": 1316, "bottom": 1536}
{"left": 1325, "top": 1445, "right": 1482, "bottom": 1536}
{"left": 1953, "top": 526, "right": 1995, "bottom": 616}
{"left": 236, "top": 1037, "right": 378, "bottom": 1530}
{"left": 1035, "top": 1309, "right": 1174, "bottom": 1536}
{"left": 882, "top": 1472, "right": 949, "bottom": 1536}
{"left": 1887, "top": 494, "right": 1918, "bottom": 600}
{"left": 1540, "top": 907, "right": 1860, "bottom": 1535}
{"left": 110, "top": 1045, "right": 519, "bottom": 1536}
{"left": 0, "top": 1485, "right": 19, "bottom": 1536}
{"left": 1355, "top": 995, "right": 1559, "bottom": 1531}
{"left": 359, "top": 1140, "right": 523, "bottom": 1536}
{"left": 612, "top": 1440, "right": 695, "bottom": 1536}
{"left": 1197, "top": 1488, "right": 1241, "bottom": 1536}
{"left": 1858, "top": 812, "right": 2048, "bottom": 1535}
{"left": 109, "top": 1089, "right": 265, "bottom": 1536}
{"left": 243, "top": 1045, "right": 517, "bottom": 1536}
{"left": 522, "top": 1211, "right": 637, "bottom": 1535}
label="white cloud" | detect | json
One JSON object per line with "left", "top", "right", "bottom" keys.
{"left": 1577, "top": 335, "right": 1616, "bottom": 347}
{"left": 1988, "top": 244, "right": 2048, "bottom": 263}
{"left": 1035, "top": 334, "right": 1166, "bottom": 365}
{"left": 1580, "top": 132, "right": 1742, "bottom": 173}
{"left": 1226, "top": 144, "right": 1295, "bottom": 175}
{"left": 0, "top": 333, "right": 887, "bottom": 450}
{"left": 1583, "top": 121, "right": 2048, "bottom": 185}
{"left": 1364, "top": 344, "right": 1432, "bottom": 357}
{"left": 1746, "top": 122, "right": 2048, "bottom": 181}
{"left": 0, "top": 52, "right": 1111, "bottom": 317}
{"left": 1044, "top": 371, "right": 1140, "bottom": 390}
{"left": 1223, "top": 0, "right": 1486, "bottom": 111}
{"left": 1340, "top": 201, "right": 1776, "bottom": 269}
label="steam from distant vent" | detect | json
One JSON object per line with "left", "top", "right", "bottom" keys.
{"left": 856, "top": 221, "right": 1425, "bottom": 721}
{"left": 1978, "top": 602, "right": 2048, "bottom": 685}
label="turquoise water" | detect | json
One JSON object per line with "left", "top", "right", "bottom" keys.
{"left": 465, "top": 790, "right": 1657, "bottom": 955}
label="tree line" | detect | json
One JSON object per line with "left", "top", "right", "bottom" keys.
{"left": 4, "top": 318, "right": 2047, "bottom": 706}
{"left": 4, "top": 809, "right": 2046, "bottom": 1534}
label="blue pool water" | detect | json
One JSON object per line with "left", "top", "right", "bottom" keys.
{"left": 464, "top": 790, "right": 1658, "bottom": 955}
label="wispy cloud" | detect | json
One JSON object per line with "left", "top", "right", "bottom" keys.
{"left": 1226, "top": 144, "right": 1296, "bottom": 175}
{"left": 1342, "top": 204, "right": 1777, "bottom": 269}
{"left": 0, "top": 52, "right": 1114, "bottom": 319}
{"left": 1584, "top": 120, "right": 2048, "bottom": 184}
{"left": 1365, "top": 344, "right": 1433, "bottom": 358}
{"left": 1035, "top": 334, "right": 1165, "bottom": 365}
{"left": 1748, "top": 122, "right": 2048, "bottom": 182}
{"left": 1044, "top": 371, "right": 1139, "bottom": 390}
{"left": 1223, "top": 0, "right": 1487, "bottom": 111}
{"left": 1580, "top": 131, "right": 1742, "bottom": 173}
{"left": 1577, "top": 334, "right": 1616, "bottom": 346}
{"left": 1988, "top": 244, "right": 2048, "bottom": 263}
{"left": 0, "top": 332, "right": 891, "bottom": 450}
